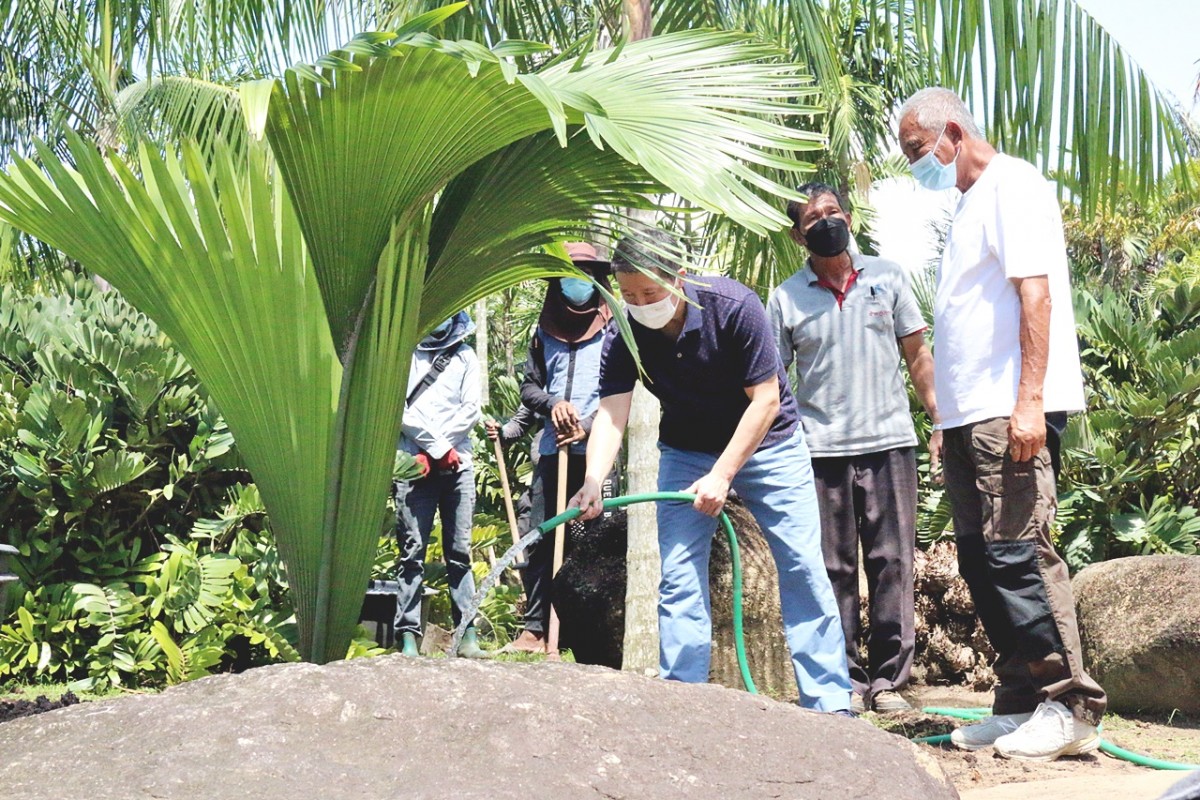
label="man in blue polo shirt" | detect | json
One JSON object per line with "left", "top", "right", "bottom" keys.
{"left": 570, "top": 229, "right": 853, "bottom": 714}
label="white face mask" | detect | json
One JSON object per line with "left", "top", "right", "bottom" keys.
{"left": 909, "top": 124, "right": 959, "bottom": 191}
{"left": 627, "top": 291, "right": 679, "bottom": 329}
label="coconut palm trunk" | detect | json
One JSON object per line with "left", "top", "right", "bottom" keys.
{"left": 615, "top": 0, "right": 662, "bottom": 677}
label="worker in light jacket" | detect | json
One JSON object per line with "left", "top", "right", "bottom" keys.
{"left": 395, "top": 310, "right": 488, "bottom": 659}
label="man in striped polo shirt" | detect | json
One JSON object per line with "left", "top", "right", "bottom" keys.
{"left": 768, "top": 183, "right": 940, "bottom": 714}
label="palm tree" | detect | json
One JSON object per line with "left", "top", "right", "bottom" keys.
{"left": 0, "top": 18, "right": 826, "bottom": 662}
{"left": 4, "top": 0, "right": 1187, "bottom": 206}
{"left": 412, "top": 1, "right": 1193, "bottom": 230}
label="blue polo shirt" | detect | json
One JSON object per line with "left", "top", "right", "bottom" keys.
{"left": 599, "top": 274, "right": 800, "bottom": 455}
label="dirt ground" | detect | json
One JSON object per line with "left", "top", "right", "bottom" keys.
{"left": 883, "top": 685, "right": 1200, "bottom": 800}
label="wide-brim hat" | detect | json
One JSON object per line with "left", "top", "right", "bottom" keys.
{"left": 563, "top": 241, "right": 612, "bottom": 278}
{"left": 539, "top": 242, "right": 612, "bottom": 343}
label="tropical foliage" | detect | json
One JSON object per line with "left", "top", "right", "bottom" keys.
{"left": 0, "top": 10, "right": 828, "bottom": 661}
{"left": 1056, "top": 173, "right": 1200, "bottom": 567}
{"left": 1058, "top": 275, "right": 1200, "bottom": 566}
{"left": 0, "top": 279, "right": 300, "bottom": 688}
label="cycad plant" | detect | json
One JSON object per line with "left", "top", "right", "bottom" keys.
{"left": 0, "top": 13, "right": 823, "bottom": 662}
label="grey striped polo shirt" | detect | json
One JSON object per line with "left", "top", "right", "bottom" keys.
{"left": 767, "top": 254, "right": 926, "bottom": 458}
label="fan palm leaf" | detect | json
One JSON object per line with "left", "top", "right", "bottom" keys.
{"left": 0, "top": 25, "right": 822, "bottom": 661}
{"left": 408, "top": 0, "right": 1191, "bottom": 212}
{"left": 0, "top": 134, "right": 341, "bottom": 656}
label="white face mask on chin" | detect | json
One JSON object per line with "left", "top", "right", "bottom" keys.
{"left": 627, "top": 291, "right": 679, "bottom": 329}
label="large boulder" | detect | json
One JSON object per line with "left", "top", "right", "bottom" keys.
{"left": 554, "top": 499, "right": 798, "bottom": 697}
{"left": 1074, "top": 554, "right": 1200, "bottom": 714}
{"left": 0, "top": 657, "right": 958, "bottom": 800}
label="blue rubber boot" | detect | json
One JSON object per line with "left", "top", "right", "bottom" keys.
{"left": 456, "top": 627, "right": 491, "bottom": 659}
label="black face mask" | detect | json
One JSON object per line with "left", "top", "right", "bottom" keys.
{"left": 804, "top": 216, "right": 850, "bottom": 257}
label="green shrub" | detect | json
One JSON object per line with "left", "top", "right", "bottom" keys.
{"left": 1058, "top": 272, "right": 1200, "bottom": 568}
{"left": 0, "top": 280, "right": 298, "bottom": 689}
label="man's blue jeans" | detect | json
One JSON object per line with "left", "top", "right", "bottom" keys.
{"left": 656, "top": 428, "right": 852, "bottom": 711}
{"left": 394, "top": 467, "right": 477, "bottom": 636}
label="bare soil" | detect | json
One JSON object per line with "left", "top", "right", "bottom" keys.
{"left": 882, "top": 685, "right": 1200, "bottom": 799}
{"left": 0, "top": 692, "right": 79, "bottom": 724}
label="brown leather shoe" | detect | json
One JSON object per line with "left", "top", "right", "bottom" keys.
{"left": 499, "top": 629, "right": 546, "bottom": 654}
{"left": 871, "top": 690, "right": 912, "bottom": 713}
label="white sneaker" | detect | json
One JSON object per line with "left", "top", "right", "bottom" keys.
{"left": 949, "top": 711, "right": 1034, "bottom": 750}
{"left": 993, "top": 700, "right": 1100, "bottom": 762}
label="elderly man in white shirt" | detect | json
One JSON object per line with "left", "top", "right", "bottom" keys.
{"left": 897, "top": 87, "right": 1106, "bottom": 762}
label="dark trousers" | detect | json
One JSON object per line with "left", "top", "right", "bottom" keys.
{"left": 812, "top": 447, "right": 917, "bottom": 699}
{"left": 522, "top": 452, "right": 616, "bottom": 633}
{"left": 393, "top": 468, "right": 477, "bottom": 636}
{"left": 943, "top": 416, "right": 1106, "bottom": 724}
{"left": 522, "top": 452, "right": 586, "bottom": 633}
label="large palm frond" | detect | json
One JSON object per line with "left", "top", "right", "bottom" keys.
{"left": 413, "top": 0, "right": 1191, "bottom": 212}
{"left": 1, "top": 26, "right": 823, "bottom": 662}
{"left": 0, "top": 135, "right": 341, "bottom": 657}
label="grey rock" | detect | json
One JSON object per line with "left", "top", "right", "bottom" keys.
{"left": 1074, "top": 554, "right": 1200, "bottom": 714}
{"left": 1159, "top": 770, "right": 1200, "bottom": 800}
{"left": 419, "top": 623, "right": 452, "bottom": 656}
{"left": 0, "top": 657, "right": 958, "bottom": 800}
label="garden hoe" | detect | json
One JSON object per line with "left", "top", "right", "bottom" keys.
{"left": 491, "top": 435, "right": 529, "bottom": 572}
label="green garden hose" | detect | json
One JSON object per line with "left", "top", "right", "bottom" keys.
{"left": 916, "top": 706, "right": 1200, "bottom": 770}
{"left": 536, "top": 491, "right": 758, "bottom": 695}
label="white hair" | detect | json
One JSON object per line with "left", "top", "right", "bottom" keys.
{"left": 899, "top": 87, "right": 982, "bottom": 139}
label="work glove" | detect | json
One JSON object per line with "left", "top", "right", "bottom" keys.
{"left": 414, "top": 453, "right": 432, "bottom": 478}
{"left": 434, "top": 448, "right": 461, "bottom": 473}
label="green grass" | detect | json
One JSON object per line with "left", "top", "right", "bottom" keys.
{"left": 1100, "top": 710, "right": 1200, "bottom": 764}
{"left": 488, "top": 649, "right": 576, "bottom": 664}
